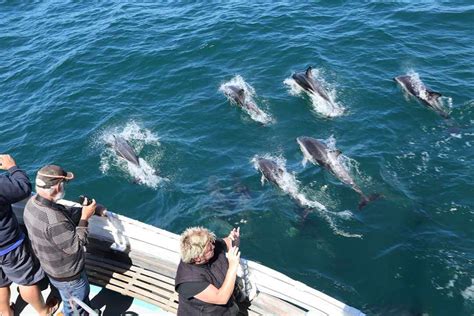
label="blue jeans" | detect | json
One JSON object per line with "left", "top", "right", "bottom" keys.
{"left": 49, "top": 271, "right": 91, "bottom": 316}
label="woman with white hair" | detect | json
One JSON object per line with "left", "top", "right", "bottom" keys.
{"left": 175, "top": 226, "right": 241, "bottom": 315}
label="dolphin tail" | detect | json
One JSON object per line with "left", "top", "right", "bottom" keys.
{"left": 430, "top": 92, "right": 442, "bottom": 99}
{"left": 358, "top": 193, "right": 382, "bottom": 210}
{"left": 427, "top": 89, "right": 442, "bottom": 99}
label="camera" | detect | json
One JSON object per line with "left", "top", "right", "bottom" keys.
{"left": 78, "top": 195, "right": 93, "bottom": 206}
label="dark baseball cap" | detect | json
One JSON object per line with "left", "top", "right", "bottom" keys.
{"left": 36, "top": 165, "right": 74, "bottom": 188}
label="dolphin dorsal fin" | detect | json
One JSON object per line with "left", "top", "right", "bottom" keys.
{"left": 108, "top": 134, "right": 118, "bottom": 146}
{"left": 428, "top": 91, "right": 442, "bottom": 99}
{"left": 330, "top": 149, "right": 342, "bottom": 157}
{"left": 238, "top": 88, "right": 245, "bottom": 98}
{"left": 305, "top": 66, "right": 313, "bottom": 78}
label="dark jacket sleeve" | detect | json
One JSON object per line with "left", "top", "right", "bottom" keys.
{"left": 0, "top": 166, "right": 32, "bottom": 206}
{"left": 65, "top": 205, "right": 83, "bottom": 225}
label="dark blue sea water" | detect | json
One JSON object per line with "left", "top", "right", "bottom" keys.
{"left": 1, "top": 2, "right": 473, "bottom": 315}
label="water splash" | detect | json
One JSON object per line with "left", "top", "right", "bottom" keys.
{"left": 252, "top": 154, "right": 360, "bottom": 238}
{"left": 219, "top": 75, "right": 274, "bottom": 125}
{"left": 462, "top": 279, "right": 474, "bottom": 302}
{"left": 284, "top": 68, "right": 345, "bottom": 117}
{"left": 98, "top": 121, "right": 165, "bottom": 189}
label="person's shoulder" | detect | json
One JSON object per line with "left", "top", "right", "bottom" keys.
{"left": 175, "top": 260, "right": 208, "bottom": 288}
{"left": 176, "top": 260, "right": 193, "bottom": 276}
{"left": 24, "top": 197, "right": 38, "bottom": 214}
{"left": 7, "top": 166, "right": 29, "bottom": 179}
{"left": 25, "top": 197, "right": 45, "bottom": 213}
{"left": 214, "top": 238, "right": 228, "bottom": 253}
{"left": 176, "top": 260, "right": 186, "bottom": 271}
{"left": 25, "top": 198, "right": 57, "bottom": 225}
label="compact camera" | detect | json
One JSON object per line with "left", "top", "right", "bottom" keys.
{"left": 78, "top": 195, "right": 93, "bottom": 206}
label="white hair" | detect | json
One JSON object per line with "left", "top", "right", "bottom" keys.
{"left": 180, "top": 227, "right": 216, "bottom": 264}
{"left": 35, "top": 185, "right": 56, "bottom": 196}
{"left": 35, "top": 183, "right": 65, "bottom": 201}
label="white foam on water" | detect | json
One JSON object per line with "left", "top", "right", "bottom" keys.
{"left": 308, "top": 93, "right": 345, "bottom": 118}
{"left": 407, "top": 70, "right": 428, "bottom": 98}
{"left": 325, "top": 134, "right": 338, "bottom": 149}
{"left": 284, "top": 69, "right": 345, "bottom": 118}
{"left": 219, "top": 75, "right": 274, "bottom": 125}
{"left": 252, "top": 154, "right": 360, "bottom": 238}
{"left": 126, "top": 157, "right": 165, "bottom": 189}
{"left": 442, "top": 95, "right": 453, "bottom": 110}
{"left": 283, "top": 77, "right": 305, "bottom": 96}
{"left": 429, "top": 248, "right": 474, "bottom": 301}
{"left": 462, "top": 279, "right": 474, "bottom": 301}
{"left": 99, "top": 121, "right": 165, "bottom": 189}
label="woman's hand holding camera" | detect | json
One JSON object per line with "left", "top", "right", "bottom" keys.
{"left": 227, "top": 227, "right": 240, "bottom": 247}
{"left": 226, "top": 245, "right": 241, "bottom": 271}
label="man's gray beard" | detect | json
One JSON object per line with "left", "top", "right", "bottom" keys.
{"left": 53, "top": 189, "right": 65, "bottom": 201}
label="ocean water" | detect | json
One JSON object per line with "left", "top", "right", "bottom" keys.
{"left": 1, "top": 2, "right": 473, "bottom": 315}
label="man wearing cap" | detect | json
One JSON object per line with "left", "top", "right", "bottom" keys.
{"left": 23, "top": 164, "right": 100, "bottom": 316}
{"left": 0, "top": 154, "right": 58, "bottom": 316}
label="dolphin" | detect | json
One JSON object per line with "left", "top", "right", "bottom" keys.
{"left": 112, "top": 135, "right": 140, "bottom": 166}
{"left": 394, "top": 75, "right": 449, "bottom": 118}
{"left": 292, "top": 66, "right": 331, "bottom": 102}
{"left": 297, "top": 136, "right": 380, "bottom": 209}
{"left": 256, "top": 157, "right": 285, "bottom": 186}
{"left": 223, "top": 85, "right": 260, "bottom": 114}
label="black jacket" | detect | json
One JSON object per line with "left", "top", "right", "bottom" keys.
{"left": 0, "top": 166, "right": 31, "bottom": 249}
{"left": 175, "top": 239, "right": 239, "bottom": 316}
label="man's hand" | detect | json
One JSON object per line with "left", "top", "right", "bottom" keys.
{"left": 81, "top": 198, "right": 96, "bottom": 220}
{"left": 95, "top": 203, "right": 108, "bottom": 216}
{"left": 0, "top": 154, "right": 16, "bottom": 170}
{"left": 226, "top": 246, "right": 241, "bottom": 270}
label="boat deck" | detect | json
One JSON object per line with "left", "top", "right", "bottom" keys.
{"left": 10, "top": 283, "right": 172, "bottom": 315}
